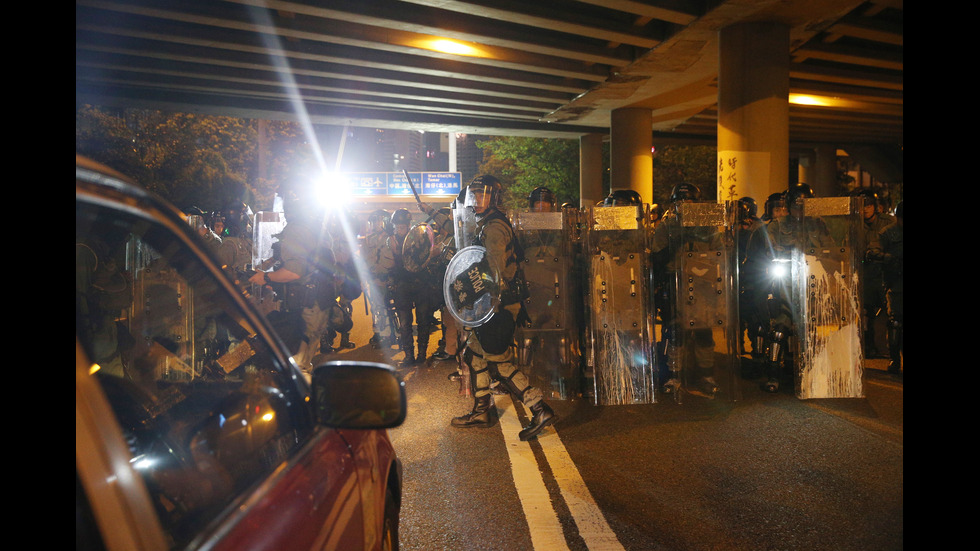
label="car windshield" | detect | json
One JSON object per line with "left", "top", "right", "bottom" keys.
{"left": 76, "top": 194, "right": 306, "bottom": 548}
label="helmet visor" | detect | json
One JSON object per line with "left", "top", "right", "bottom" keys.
{"left": 464, "top": 185, "right": 493, "bottom": 213}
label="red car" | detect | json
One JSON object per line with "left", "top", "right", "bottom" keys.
{"left": 76, "top": 155, "right": 405, "bottom": 550}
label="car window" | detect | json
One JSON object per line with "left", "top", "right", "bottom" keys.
{"left": 76, "top": 199, "right": 311, "bottom": 549}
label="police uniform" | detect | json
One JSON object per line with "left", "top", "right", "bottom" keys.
{"left": 651, "top": 208, "right": 723, "bottom": 395}
{"left": 262, "top": 211, "right": 330, "bottom": 373}
{"left": 859, "top": 207, "right": 896, "bottom": 357}
{"left": 424, "top": 206, "right": 460, "bottom": 361}
{"left": 450, "top": 176, "right": 555, "bottom": 441}
{"left": 360, "top": 213, "right": 395, "bottom": 348}
{"left": 755, "top": 190, "right": 835, "bottom": 392}
{"left": 868, "top": 203, "right": 903, "bottom": 373}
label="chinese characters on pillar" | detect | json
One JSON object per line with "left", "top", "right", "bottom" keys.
{"left": 717, "top": 150, "right": 771, "bottom": 202}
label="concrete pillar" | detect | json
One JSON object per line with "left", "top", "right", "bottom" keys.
{"left": 610, "top": 108, "right": 653, "bottom": 204}
{"left": 717, "top": 22, "right": 789, "bottom": 203}
{"left": 579, "top": 133, "right": 605, "bottom": 207}
{"left": 810, "top": 143, "right": 837, "bottom": 197}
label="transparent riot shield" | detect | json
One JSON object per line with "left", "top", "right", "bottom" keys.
{"left": 252, "top": 211, "right": 287, "bottom": 270}
{"left": 791, "top": 197, "right": 864, "bottom": 398}
{"left": 452, "top": 203, "right": 478, "bottom": 250}
{"left": 443, "top": 245, "right": 501, "bottom": 328}
{"left": 512, "top": 209, "right": 581, "bottom": 400}
{"left": 664, "top": 202, "right": 740, "bottom": 401}
{"left": 186, "top": 214, "right": 208, "bottom": 235}
{"left": 126, "top": 234, "right": 197, "bottom": 382}
{"left": 250, "top": 211, "right": 287, "bottom": 315}
{"left": 583, "top": 205, "right": 656, "bottom": 405}
{"left": 402, "top": 223, "right": 436, "bottom": 273}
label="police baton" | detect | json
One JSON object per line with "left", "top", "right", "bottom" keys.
{"left": 403, "top": 169, "right": 436, "bottom": 223}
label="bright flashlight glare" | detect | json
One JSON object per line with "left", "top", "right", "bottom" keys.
{"left": 771, "top": 260, "right": 790, "bottom": 279}
{"left": 313, "top": 172, "right": 350, "bottom": 209}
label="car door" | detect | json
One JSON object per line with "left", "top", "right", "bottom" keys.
{"left": 76, "top": 176, "right": 364, "bottom": 550}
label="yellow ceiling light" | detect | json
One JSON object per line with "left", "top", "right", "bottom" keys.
{"left": 789, "top": 94, "right": 832, "bottom": 106}
{"left": 414, "top": 38, "right": 489, "bottom": 58}
{"left": 789, "top": 94, "right": 858, "bottom": 108}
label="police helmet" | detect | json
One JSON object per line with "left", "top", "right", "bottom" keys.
{"left": 764, "top": 192, "right": 787, "bottom": 221}
{"left": 366, "top": 209, "right": 391, "bottom": 235}
{"left": 603, "top": 189, "right": 642, "bottom": 206}
{"left": 528, "top": 186, "right": 556, "bottom": 210}
{"left": 737, "top": 197, "right": 758, "bottom": 221}
{"left": 209, "top": 212, "right": 226, "bottom": 232}
{"left": 852, "top": 188, "right": 880, "bottom": 211}
{"left": 391, "top": 208, "right": 412, "bottom": 227}
{"left": 669, "top": 183, "right": 701, "bottom": 203}
{"left": 279, "top": 184, "right": 317, "bottom": 220}
{"left": 464, "top": 175, "right": 503, "bottom": 212}
{"left": 221, "top": 203, "right": 247, "bottom": 237}
{"left": 786, "top": 183, "right": 815, "bottom": 207}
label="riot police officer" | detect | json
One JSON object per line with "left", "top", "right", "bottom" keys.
{"left": 853, "top": 188, "right": 895, "bottom": 358}
{"left": 735, "top": 197, "right": 766, "bottom": 361}
{"left": 584, "top": 188, "right": 656, "bottom": 404}
{"left": 399, "top": 206, "right": 450, "bottom": 365}
{"left": 762, "top": 192, "right": 788, "bottom": 223}
{"left": 248, "top": 186, "right": 331, "bottom": 373}
{"left": 529, "top": 186, "right": 557, "bottom": 212}
{"left": 419, "top": 205, "right": 459, "bottom": 362}
{"left": 360, "top": 209, "right": 395, "bottom": 349}
{"left": 603, "top": 189, "right": 643, "bottom": 207}
{"left": 514, "top": 186, "right": 580, "bottom": 400}
{"left": 384, "top": 208, "right": 427, "bottom": 367}
{"left": 756, "top": 183, "right": 835, "bottom": 393}
{"left": 651, "top": 183, "right": 733, "bottom": 398}
{"left": 215, "top": 203, "right": 253, "bottom": 293}
{"left": 449, "top": 175, "right": 556, "bottom": 441}
{"left": 868, "top": 200, "right": 903, "bottom": 374}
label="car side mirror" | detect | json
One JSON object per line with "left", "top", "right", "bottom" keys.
{"left": 311, "top": 361, "right": 406, "bottom": 429}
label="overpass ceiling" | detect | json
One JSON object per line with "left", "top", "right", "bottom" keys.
{"left": 76, "top": 0, "right": 902, "bottom": 145}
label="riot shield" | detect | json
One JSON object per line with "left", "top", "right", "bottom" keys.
{"left": 791, "top": 197, "right": 864, "bottom": 398}
{"left": 252, "top": 211, "right": 287, "bottom": 270}
{"left": 126, "top": 234, "right": 197, "bottom": 381}
{"left": 663, "top": 202, "right": 740, "bottom": 401}
{"left": 186, "top": 214, "right": 208, "bottom": 235}
{"left": 250, "top": 211, "right": 287, "bottom": 314}
{"left": 443, "top": 245, "right": 502, "bottom": 328}
{"left": 452, "top": 203, "right": 478, "bottom": 250}
{"left": 512, "top": 209, "right": 581, "bottom": 400}
{"left": 583, "top": 205, "right": 656, "bottom": 405}
{"left": 402, "top": 223, "right": 436, "bottom": 273}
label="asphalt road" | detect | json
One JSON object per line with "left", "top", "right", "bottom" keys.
{"left": 316, "top": 297, "right": 903, "bottom": 551}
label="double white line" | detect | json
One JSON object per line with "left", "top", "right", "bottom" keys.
{"left": 495, "top": 394, "right": 625, "bottom": 551}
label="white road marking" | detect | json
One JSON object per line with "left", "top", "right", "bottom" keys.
{"left": 496, "top": 394, "right": 624, "bottom": 551}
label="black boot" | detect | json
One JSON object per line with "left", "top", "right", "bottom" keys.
{"left": 887, "top": 325, "right": 902, "bottom": 374}
{"left": 339, "top": 333, "right": 355, "bottom": 349}
{"left": 519, "top": 401, "right": 556, "bottom": 441}
{"left": 451, "top": 394, "right": 498, "bottom": 428}
{"left": 398, "top": 349, "right": 416, "bottom": 369}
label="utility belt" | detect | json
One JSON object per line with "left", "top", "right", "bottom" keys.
{"left": 281, "top": 274, "right": 324, "bottom": 312}
{"left": 500, "top": 265, "right": 531, "bottom": 306}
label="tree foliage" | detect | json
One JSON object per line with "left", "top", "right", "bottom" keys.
{"left": 475, "top": 136, "right": 581, "bottom": 210}
{"left": 652, "top": 145, "right": 717, "bottom": 205}
{"left": 76, "top": 105, "right": 311, "bottom": 212}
